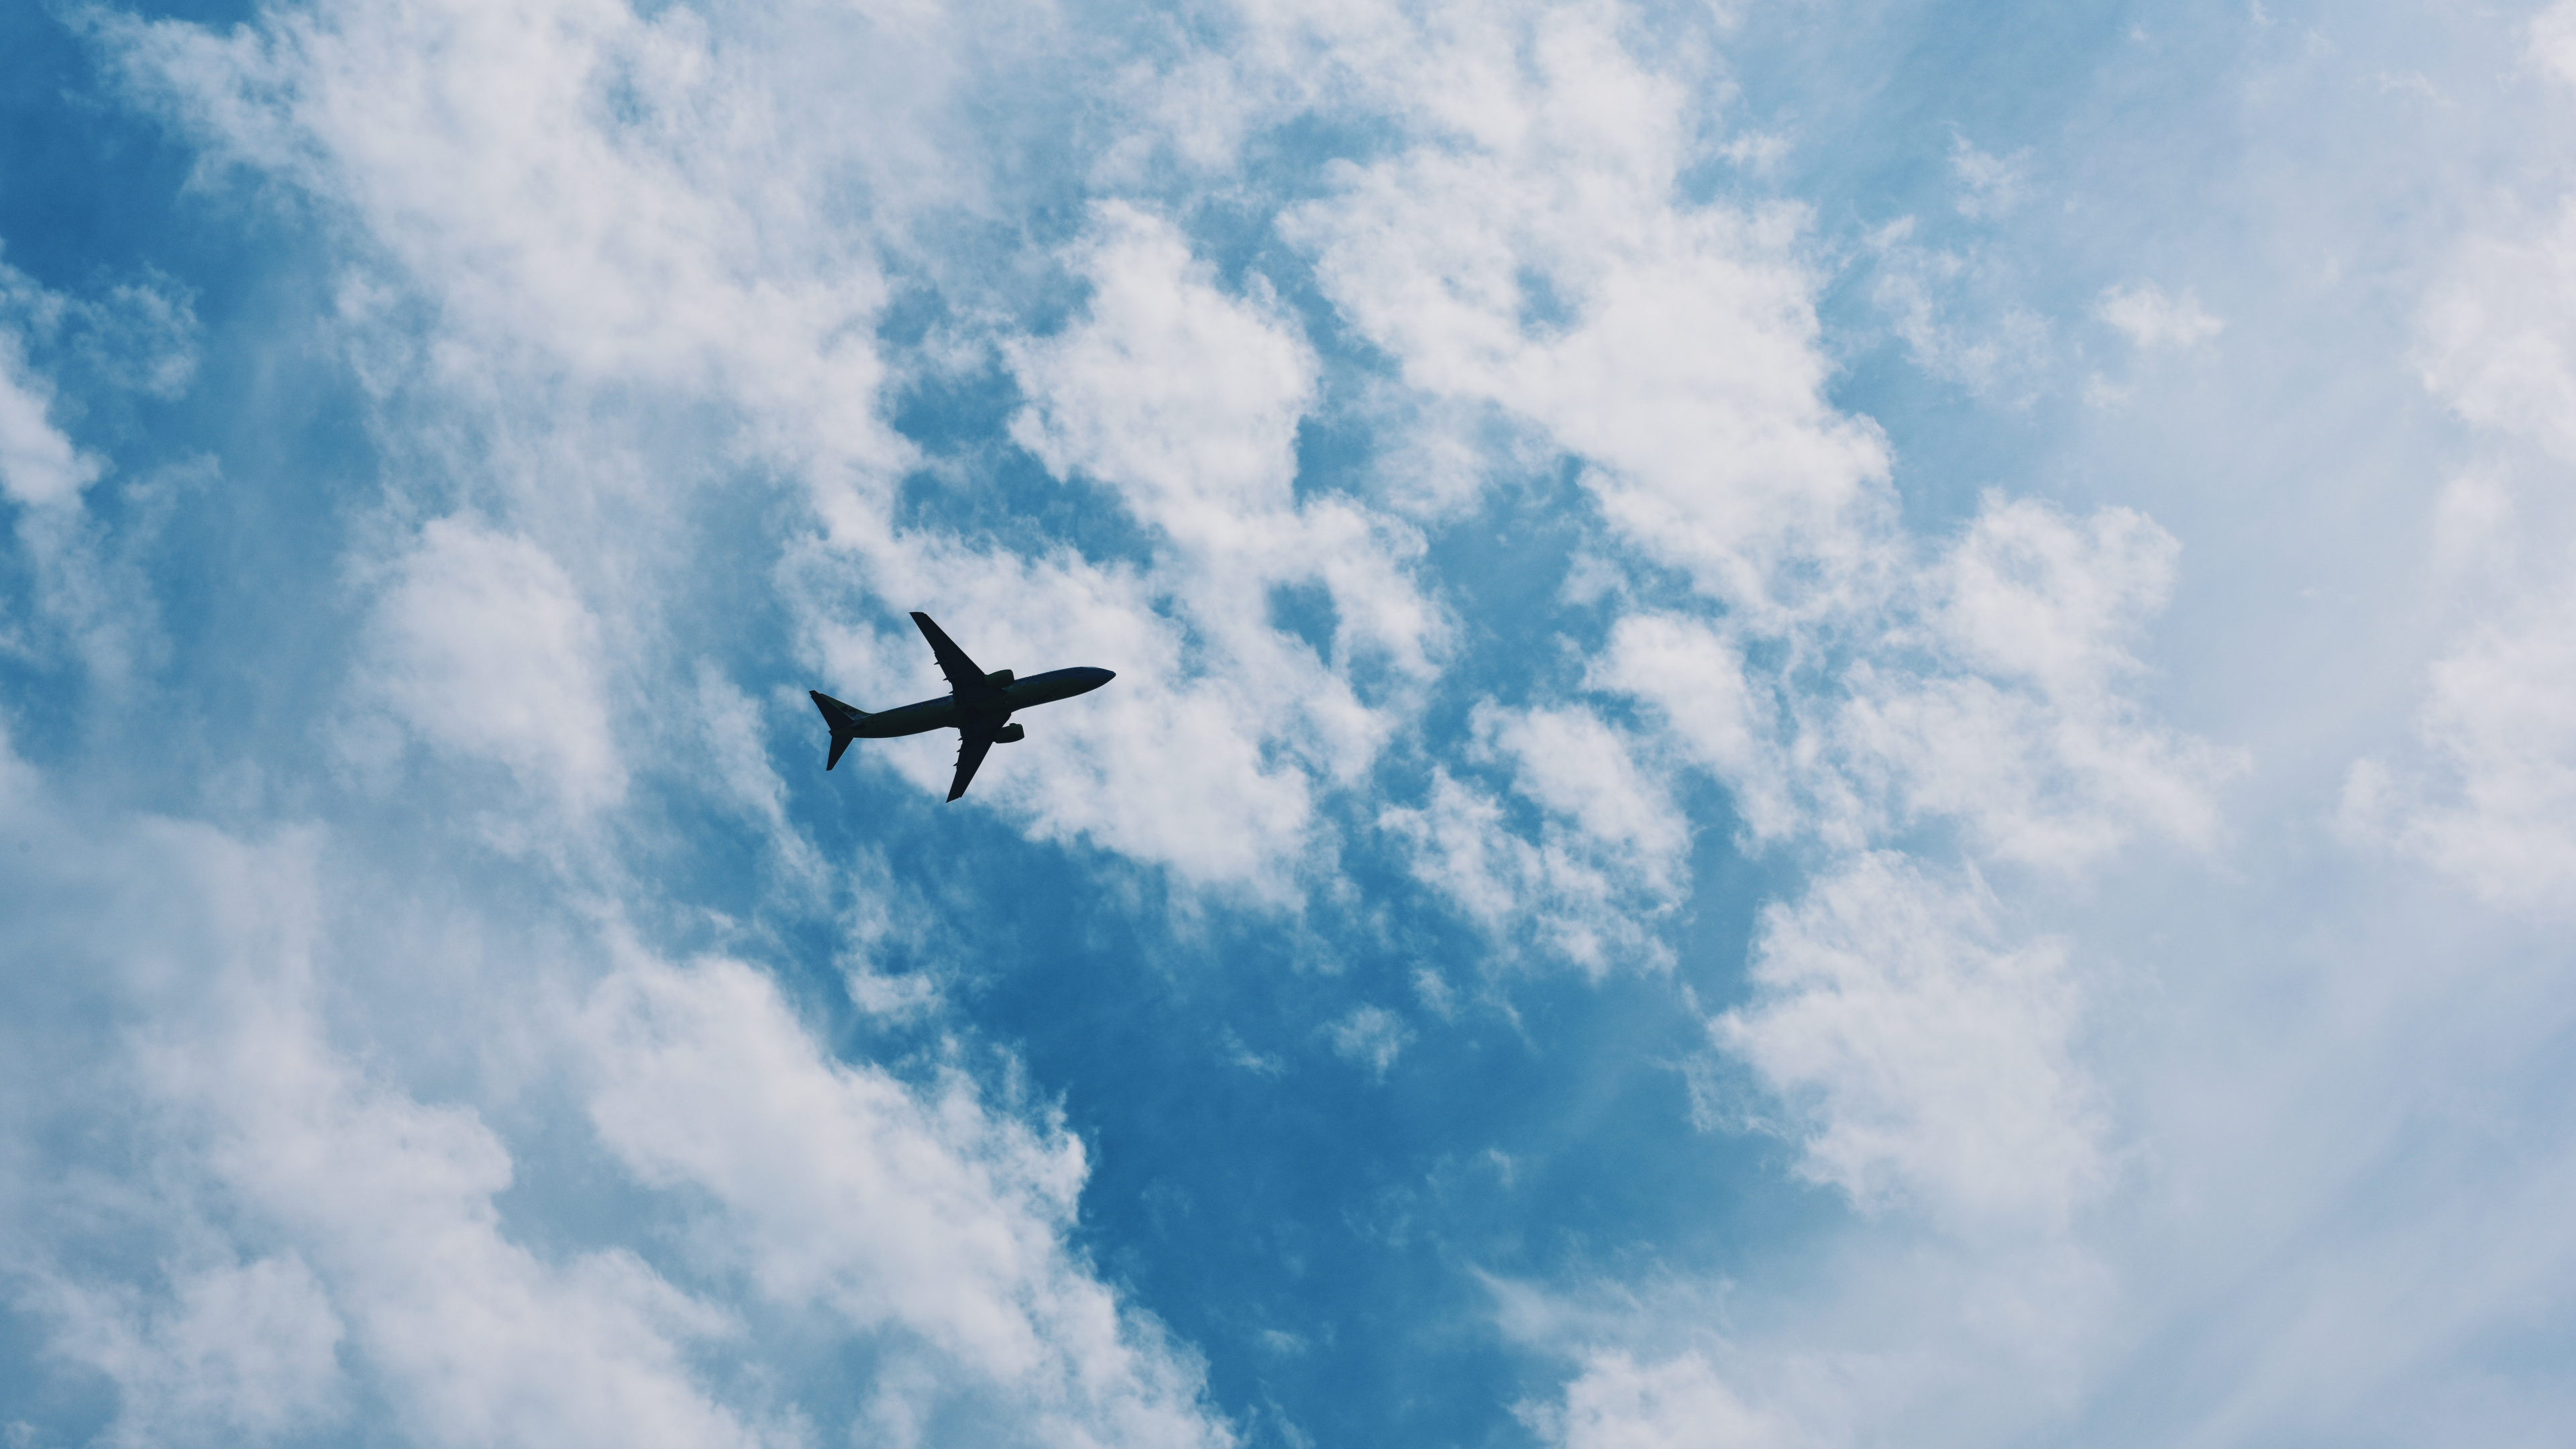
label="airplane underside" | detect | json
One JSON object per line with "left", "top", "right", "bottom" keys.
{"left": 810, "top": 613, "right": 1109, "bottom": 802}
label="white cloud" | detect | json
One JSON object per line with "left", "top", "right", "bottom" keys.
{"left": 0, "top": 294, "right": 178, "bottom": 688}
{"left": 2344, "top": 550, "right": 2576, "bottom": 907}
{"left": 1536, "top": 1350, "right": 1799, "bottom": 1449}
{"left": 1010, "top": 203, "right": 1317, "bottom": 554}
{"left": 693, "top": 665, "right": 828, "bottom": 894}
{"left": 2428, "top": 468, "right": 2518, "bottom": 585}
{"left": 1381, "top": 769, "right": 1660, "bottom": 973}
{"left": 1605, "top": 495, "right": 2234, "bottom": 872}
{"left": 1383, "top": 704, "right": 1690, "bottom": 976}
{"left": 978, "top": 201, "right": 1448, "bottom": 881}
{"left": 1847, "top": 495, "right": 2235, "bottom": 869}
{"left": 0, "top": 785, "right": 772, "bottom": 1448}
{"left": 1220, "top": 2, "right": 2212, "bottom": 996}
{"left": 1716, "top": 854, "right": 2102, "bottom": 1231}
{"left": 140, "top": 945, "right": 762, "bottom": 1448}
{"left": 580, "top": 953, "right": 1233, "bottom": 1448}
{"left": 1866, "top": 220, "right": 2057, "bottom": 400}
{"left": 2418, "top": 199, "right": 2576, "bottom": 460}
{"left": 1930, "top": 496, "right": 2174, "bottom": 692}
{"left": 1950, "top": 136, "right": 2031, "bottom": 222}
{"left": 1382, "top": 769, "right": 1544, "bottom": 937}
{"left": 0, "top": 716, "right": 1232, "bottom": 1448}
{"left": 1721, "top": 129, "right": 1792, "bottom": 176}
{"left": 696, "top": 665, "right": 792, "bottom": 832}
{"left": 2377, "top": 192, "right": 2576, "bottom": 906}
{"left": 1476, "top": 702, "right": 1690, "bottom": 890}
{"left": 359, "top": 516, "right": 627, "bottom": 816}
{"left": 2531, "top": 1, "right": 2576, "bottom": 89}
{"left": 0, "top": 253, "right": 199, "bottom": 411}
{"left": 106, "top": 0, "right": 914, "bottom": 437}
{"left": 0, "top": 331, "right": 102, "bottom": 506}
{"left": 1275, "top": 0, "right": 1893, "bottom": 623}
{"left": 1325, "top": 1004, "right": 1414, "bottom": 1078}
{"left": 2096, "top": 282, "right": 2224, "bottom": 349}
{"left": 42, "top": 1256, "right": 347, "bottom": 1447}
{"left": 1591, "top": 612, "right": 1794, "bottom": 841}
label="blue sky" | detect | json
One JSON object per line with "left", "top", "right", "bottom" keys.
{"left": 5, "top": 1, "right": 2576, "bottom": 1445}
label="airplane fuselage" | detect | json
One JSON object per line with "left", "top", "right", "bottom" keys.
{"left": 847, "top": 666, "right": 1114, "bottom": 739}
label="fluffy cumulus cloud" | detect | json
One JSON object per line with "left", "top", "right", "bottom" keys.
{"left": 1011, "top": 205, "right": 1318, "bottom": 555}
{"left": 1845, "top": 495, "right": 2235, "bottom": 867}
{"left": 1599, "top": 493, "right": 2232, "bottom": 871}
{"left": 0, "top": 254, "right": 194, "bottom": 511}
{"left": 1240, "top": 0, "right": 2229, "bottom": 974}
{"left": 1385, "top": 702, "right": 1691, "bottom": 973}
{"left": 106, "top": 0, "right": 907, "bottom": 416}
{"left": 356, "top": 516, "right": 628, "bottom": 816}
{"left": 1719, "top": 853, "right": 2098, "bottom": 1230}
{"left": 2343, "top": 541, "right": 2576, "bottom": 908}
{"left": 1589, "top": 612, "right": 1794, "bottom": 837}
{"left": 1273, "top": 0, "right": 1893, "bottom": 619}
{"left": 2415, "top": 199, "right": 2576, "bottom": 461}
{"left": 988, "top": 201, "right": 1443, "bottom": 879}
{"left": 2407, "top": 585, "right": 2576, "bottom": 902}
{"left": 582, "top": 955, "right": 1226, "bottom": 1449}
{"left": 0, "top": 728, "right": 1228, "bottom": 1448}
{"left": 0, "top": 768, "right": 747, "bottom": 1447}
{"left": 7, "top": 0, "right": 2576, "bottom": 1445}
{"left": 40, "top": 1256, "right": 346, "bottom": 1446}
{"left": 0, "top": 335, "right": 100, "bottom": 507}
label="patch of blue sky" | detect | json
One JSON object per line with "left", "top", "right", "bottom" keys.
{"left": 957, "top": 888, "right": 1816, "bottom": 1444}
{"left": 888, "top": 384, "right": 1166, "bottom": 576}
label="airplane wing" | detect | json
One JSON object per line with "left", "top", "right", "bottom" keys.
{"left": 911, "top": 612, "right": 995, "bottom": 698}
{"left": 946, "top": 732, "right": 995, "bottom": 802}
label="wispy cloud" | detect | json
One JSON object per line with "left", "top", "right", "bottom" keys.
{"left": 2096, "top": 282, "right": 2225, "bottom": 349}
{"left": 1951, "top": 134, "right": 2033, "bottom": 221}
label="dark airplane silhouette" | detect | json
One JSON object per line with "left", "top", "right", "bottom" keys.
{"left": 810, "top": 612, "right": 1116, "bottom": 802}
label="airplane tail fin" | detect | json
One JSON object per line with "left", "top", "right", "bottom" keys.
{"left": 810, "top": 690, "right": 868, "bottom": 771}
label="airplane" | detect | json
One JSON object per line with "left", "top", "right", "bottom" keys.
{"left": 810, "top": 612, "right": 1116, "bottom": 802}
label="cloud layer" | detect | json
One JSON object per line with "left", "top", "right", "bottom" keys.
{"left": 4, "top": 0, "right": 2575, "bottom": 1446}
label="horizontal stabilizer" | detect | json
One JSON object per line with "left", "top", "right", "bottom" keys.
{"left": 811, "top": 690, "right": 867, "bottom": 771}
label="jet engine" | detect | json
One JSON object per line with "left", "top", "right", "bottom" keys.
{"left": 995, "top": 723, "right": 1026, "bottom": 743}
{"left": 984, "top": 669, "right": 1015, "bottom": 687}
